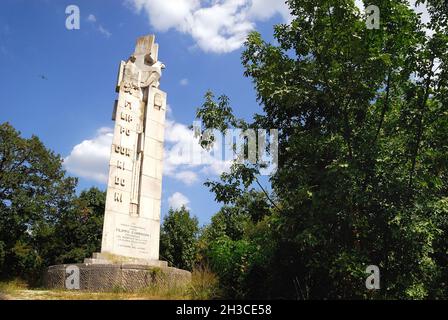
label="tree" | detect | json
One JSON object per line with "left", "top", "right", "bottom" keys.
{"left": 195, "top": 0, "right": 448, "bottom": 299}
{"left": 160, "top": 207, "right": 199, "bottom": 271}
{"left": 0, "top": 122, "right": 77, "bottom": 281}
{"left": 53, "top": 187, "right": 105, "bottom": 264}
{"left": 198, "top": 197, "right": 276, "bottom": 299}
{"left": 200, "top": 206, "right": 249, "bottom": 243}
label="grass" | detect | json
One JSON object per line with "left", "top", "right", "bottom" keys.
{"left": 189, "top": 265, "right": 221, "bottom": 300}
{"left": 0, "top": 267, "right": 221, "bottom": 300}
{"left": 0, "top": 281, "right": 188, "bottom": 300}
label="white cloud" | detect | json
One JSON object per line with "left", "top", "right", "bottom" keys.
{"left": 163, "top": 119, "right": 232, "bottom": 183}
{"left": 128, "top": 0, "right": 434, "bottom": 53}
{"left": 64, "top": 127, "right": 113, "bottom": 183}
{"left": 248, "top": 0, "right": 292, "bottom": 22}
{"left": 408, "top": 0, "right": 433, "bottom": 37}
{"left": 168, "top": 192, "right": 190, "bottom": 210}
{"left": 180, "top": 78, "right": 189, "bottom": 86}
{"left": 87, "top": 14, "right": 97, "bottom": 23}
{"left": 127, "top": 0, "right": 291, "bottom": 53}
{"left": 64, "top": 117, "right": 230, "bottom": 185}
{"left": 174, "top": 170, "right": 199, "bottom": 185}
{"left": 409, "top": 1, "right": 430, "bottom": 24}
{"left": 355, "top": 0, "right": 365, "bottom": 12}
{"left": 98, "top": 25, "right": 112, "bottom": 38}
{"left": 166, "top": 104, "right": 173, "bottom": 116}
{"left": 87, "top": 13, "right": 112, "bottom": 37}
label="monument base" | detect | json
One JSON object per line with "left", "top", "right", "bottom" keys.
{"left": 84, "top": 252, "right": 168, "bottom": 267}
{"left": 45, "top": 262, "right": 191, "bottom": 292}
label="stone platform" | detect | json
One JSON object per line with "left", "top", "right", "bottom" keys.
{"left": 45, "top": 261, "right": 191, "bottom": 292}
{"left": 84, "top": 252, "right": 169, "bottom": 267}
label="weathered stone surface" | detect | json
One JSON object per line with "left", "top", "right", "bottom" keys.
{"left": 101, "top": 35, "right": 167, "bottom": 262}
{"left": 45, "top": 264, "right": 191, "bottom": 292}
{"left": 85, "top": 252, "right": 167, "bottom": 267}
{"left": 45, "top": 263, "right": 191, "bottom": 292}
{"left": 45, "top": 35, "right": 190, "bottom": 293}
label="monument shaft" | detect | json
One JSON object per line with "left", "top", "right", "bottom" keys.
{"left": 101, "top": 35, "right": 167, "bottom": 262}
{"left": 45, "top": 36, "right": 192, "bottom": 291}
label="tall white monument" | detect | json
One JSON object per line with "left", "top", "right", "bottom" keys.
{"left": 96, "top": 35, "right": 167, "bottom": 265}
{"left": 46, "top": 36, "right": 191, "bottom": 291}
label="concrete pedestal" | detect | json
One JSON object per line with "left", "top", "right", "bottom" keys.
{"left": 45, "top": 262, "right": 191, "bottom": 292}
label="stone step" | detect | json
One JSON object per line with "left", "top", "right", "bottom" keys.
{"left": 86, "top": 253, "right": 168, "bottom": 268}
{"left": 84, "top": 258, "right": 112, "bottom": 265}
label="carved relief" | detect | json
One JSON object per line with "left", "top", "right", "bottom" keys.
{"left": 114, "top": 145, "right": 132, "bottom": 157}
{"left": 120, "top": 112, "right": 133, "bottom": 123}
{"left": 114, "top": 192, "right": 123, "bottom": 203}
{"left": 122, "top": 56, "right": 141, "bottom": 97}
{"left": 117, "top": 39, "right": 165, "bottom": 96}
{"left": 115, "top": 176, "right": 126, "bottom": 187}
{"left": 154, "top": 93, "right": 163, "bottom": 110}
{"left": 120, "top": 126, "right": 131, "bottom": 136}
{"left": 103, "top": 35, "right": 168, "bottom": 261}
{"left": 117, "top": 160, "right": 126, "bottom": 170}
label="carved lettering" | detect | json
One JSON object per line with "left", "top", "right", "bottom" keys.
{"left": 114, "top": 145, "right": 132, "bottom": 157}
{"left": 114, "top": 192, "right": 123, "bottom": 203}
{"left": 117, "top": 160, "right": 125, "bottom": 170}
{"left": 115, "top": 176, "right": 126, "bottom": 187}
{"left": 121, "top": 112, "right": 133, "bottom": 123}
{"left": 120, "top": 126, "right": 131, "bottom": 136}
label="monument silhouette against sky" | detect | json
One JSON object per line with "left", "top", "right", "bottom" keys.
{"left": 98, "top": 34, "right": 167, "bottom": 265}
{"left": 46, "top": 35, "right": 190, "bottom": 291}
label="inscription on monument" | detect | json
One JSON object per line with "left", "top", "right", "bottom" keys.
{"left": 117, "top": 160, "right": 126, "bottom": 170}
{"left": 100, "top": 34, "right": 167, "bottom": 262}
{"left": 114, "top": 145, "right": 132, "bottom": 157}
{"left": 115, "top": 177, "right": 126, "bottom": 187}
{"left": 120, "top": 126, "right": 131, "bottom": 136}
{"left": 115, "top": 223, "right": 150, "bottom": 254}
{"left": 114, "top": 192, "right": 123, "bottom": 203}
{"left": 121, "top": 112, "right": 133, "bottom": 123}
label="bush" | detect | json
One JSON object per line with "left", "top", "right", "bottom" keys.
{"left": 160, "top": 207, "right": 199, "bottom": 271}
{"left": 189, "top": 265, "right": 221, "bottom": 300}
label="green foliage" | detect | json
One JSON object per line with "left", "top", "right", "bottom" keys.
{"left": 53, "top": 187, "right": 105, "bottom": 264}
{"left": 197, "top": 201, "right": 276, "bottom": 298}
{"left": 160, "top": 207, "right": 200, "bottom": 271}
{"left": 201, "top": 207, "right": 249, "bottom": 242}
{"left": 188, "top": 265, "right": 221, "bottom": 300}
{"left": 0, "top": 241, "right": 4, "bottom": 270}
{"left": 0, "top": 122, "right": 106, "bottom": 283}
{"left": 195, "top": 0, "right": 448, "bottom": 299}
{"left": 206, "top": 237, "right": 255, "bottom": 299}
{"left": 0, "top": 122, "right": 77, "bottom": 282}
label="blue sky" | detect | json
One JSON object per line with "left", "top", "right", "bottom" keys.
{"left": 0, "top": 0, "right": 289, "bottom": 225}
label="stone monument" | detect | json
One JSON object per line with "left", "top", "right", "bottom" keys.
{"left": 92, "top": 34, "right": 166, "bottom": 266}
{"left": 45, "top": 35, "right": 190, "bottom": 292}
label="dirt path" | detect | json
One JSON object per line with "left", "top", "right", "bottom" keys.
{"left": 0, "top": 293, "right": 10, "bottom": 300}
{"left": 0, "top": 289, "right": 183, "bottom": 300}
